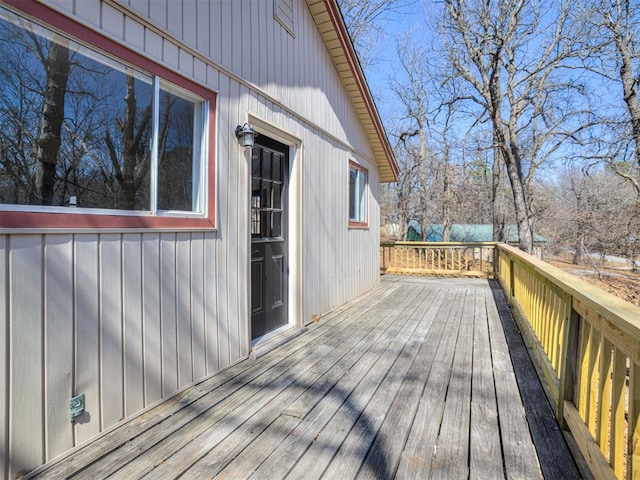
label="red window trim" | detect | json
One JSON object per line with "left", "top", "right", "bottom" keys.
{"left": 348, "top": 160, "right": 369, "bottom": 229}
{"left": 0, "top": 0, "right": 217, "bottom": 230}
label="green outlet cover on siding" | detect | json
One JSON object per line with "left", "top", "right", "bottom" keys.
{"left": 69, "top": 393, "right": 85, "bottom": 422}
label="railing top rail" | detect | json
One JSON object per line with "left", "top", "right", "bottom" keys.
{"left": 381, "top": 241, "right": 498, "bottom": 247}
{"left": 497, "top": 243, "right": 640, "bottom": 340}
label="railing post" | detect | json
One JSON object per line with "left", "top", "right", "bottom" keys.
{"left": 493, "top": 245, "right": 498, "bottom": 276}
{"left": 382, "top": 244, "right": 387, "bottom": 273}
{"left": 557, "top": 294, "right": 579, "bottom": 430}
{"left": 509, "top": 258, "right": 515, "bottom": 298}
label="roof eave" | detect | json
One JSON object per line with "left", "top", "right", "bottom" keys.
{"left": 306, "top": 0, "right": 399, "bottom": 183}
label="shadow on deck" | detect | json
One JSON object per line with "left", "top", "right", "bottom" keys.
{"left": 31, "top": 276, "right": 582, "bottom": 479}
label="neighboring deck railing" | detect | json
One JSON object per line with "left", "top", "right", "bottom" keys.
{"left": 381, "top": 241, "right": 640, "bottom": 480}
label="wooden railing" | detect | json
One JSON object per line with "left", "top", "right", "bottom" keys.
{"left": 496, "top": 244, "right": 640, "bottom": 480}
{"left": 380, "top": 241, "right": 495, "bottom": 277}
{"left": 381, "top": 241, "right": 640, "bottom": 479}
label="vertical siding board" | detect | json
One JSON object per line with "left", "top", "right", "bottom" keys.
{"left": 128, "top": 0, "right": 149, "bottom": 17}
{"left": 99, "top": 235, "right": 124, "bottom": 430}
{"left": 149, "top": 0, "right": 167, "bottom": 30}
{"left": 206, "top": 64, "right": 220, "bottom": 92}
{"left": 100, "top": 2, "right": 125, "bottom": 40}
{"left": 220, "top": 1, "right": 233, "bottom": 72}
{"left": 166, "top": 0, "right": 182, "bottom": 41}
{"left": 257, "top": 0, "right": 268, "bottom": 87}
{"left": 44, "top": 235, "right": 74, "bottom": 461}
{"left": 231, "top": 3, "right": 241, "bottom": 76}
{"left": 237, "top": 85, "right": 250, "bottom": 359}
{"left": 191, "top": 234, "right": 206, "bottom": 381}
{"left": 228, "top": 78, "right": 242, "bottom": 363}
{"left": 123, "top": 234, "right": 144, "bottom": 416}
{"left": 209, "top": 0, "right": 222, "bottom": 65}
{"left": 45, "top": 0, "right": 74, "bottom": 14}
{"left": 124, "top": 15, "right": 145, "bottom": 52}
{"left": 267, "top": 1, "right": 275, "bottom": 98}
{"left": 182, "top": 0, "right": 196, "bottom": 48}
{"left": 142, "top": 234, "right": 162, "bottom": 405}
{"left": 216, "top": 75, "right": 231, "bottom": 368}
{"left": 176, "top": 233, "right": 193, "bottom": 388}
{"left": 74, "top": 235, "right": 100, "bottom": 444}
{"left": 0, "top": 236, "right": 7, "bottom": 480}
{"left": 144, "top": 28, "right": 163, "bottom": 61}
{"left": 160, "top": 233, "right": 178, "bottom": 396}
{"left": 72, "top": 0, "right": 100, "bottom": 27}
{"left": 250, "top": 0, "right": 259, "bottom": 83}
{"left": 273, "top": 22, "right": 282, "bottom": 102}
{"left": 9, "top": 235, "right": 44, "bottom": 478}
{"left": 204, "top": 232, "right": 219, "bottom": 374}
{"left": 240, "top": 0, "right": 252, "bottom": 80}
{"left": 286, "top": 18, "right": 294, "bottom": 107}
{"left": 194, "top": 58, "right": 207, "bottom": 84}
{"left": 162, "top": 40, "right": 180, "bottom": 71}
{"left": 195, "top": 0, "right": 210, "bottom": 56}
{"left": 178, "top": 48, "right": 193, "bottom": 77}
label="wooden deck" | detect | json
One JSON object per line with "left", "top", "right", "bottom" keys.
{"left": 31, "top": 277, "right": 581, "bottom": 479}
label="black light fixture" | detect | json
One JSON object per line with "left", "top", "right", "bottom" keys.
{"left": 235, "top": 122, "right": 257, "bottom": 148}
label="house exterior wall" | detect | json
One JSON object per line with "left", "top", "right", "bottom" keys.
{"left": 0, "top": 0, "right": 382, "bottom": 477}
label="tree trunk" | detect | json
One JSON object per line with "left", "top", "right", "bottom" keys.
{"left": 492, "top": 138, "right": 506, "bottom": 242}
{"left": 613, "top": 10, "right": 640, "bottom": 169}
{"left": 572, "top": 238, "right": 583, "bottom": 264}
{"left": 442, "top": 155, "right": 452, "bottom": 242}
{"left": 36, "top": 42, "right": 69, "bottom": 205}
{"left": 504, "top": 155, "right": 534, "bottom": 253}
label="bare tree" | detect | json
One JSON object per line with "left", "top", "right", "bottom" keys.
{"left": 440, "top": 0, "right": 588, "bottom": 253}
{"left": 578, "top": 0, "right": 640, "bottom": 195}
{"left": 550, "top": 167, "right": 640, "bottom": 269}
{"left": 337, "top": 0, "right": 416, "bottom": 69}
{"left": 389, "top": 38, "right": 476, "bottom": 242}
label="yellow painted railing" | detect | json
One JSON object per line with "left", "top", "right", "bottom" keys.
{"left": 380, "top": 241, "right": 495, "bottom": 277}
{"left": 381, "top": 241, "right": 640, "bottom": 479}
{"left": 496, "top": 244, "right": 640, "bottom": 480}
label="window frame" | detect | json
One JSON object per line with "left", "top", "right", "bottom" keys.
{"left": 0, "top": 0, "right": 217, "bottom": 230}
{"left": 348, "top": 160, "right": 369, "bottom": 228}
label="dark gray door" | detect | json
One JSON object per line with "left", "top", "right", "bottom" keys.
{"left": 251, "top": 136, "right": 289, "bottom": 340}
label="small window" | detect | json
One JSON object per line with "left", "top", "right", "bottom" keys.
{"left": 274, "top": 0, "right": 295, "bottom": 36}
{"left": 349, "top": 161, "right": 368, "bottom": 227}
{"left": 0, "top": 3, "right": 215, "bottom": 229}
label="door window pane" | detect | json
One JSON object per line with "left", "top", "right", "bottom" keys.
{"left": 251, "top": 143, "right": 286, "bottom": 240}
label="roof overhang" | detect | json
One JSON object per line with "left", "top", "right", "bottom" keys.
{"left": 306, "top": 0, "right": 399, "bottom": 183}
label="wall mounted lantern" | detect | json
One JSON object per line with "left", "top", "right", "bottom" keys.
{"left": 235, "top": 122, "right": 257, "bottom": 148}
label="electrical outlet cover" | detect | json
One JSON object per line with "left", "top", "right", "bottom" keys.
{"left": 69, "top": 393, "right": 85, "bottom": 422}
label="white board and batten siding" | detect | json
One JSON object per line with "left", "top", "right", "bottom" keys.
{"left": 0, "top": 0, "right": 383, "bottom": 477}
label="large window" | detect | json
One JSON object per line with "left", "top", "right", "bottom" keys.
{"left": 0, "top": 3, "right": 215, "bottom": 229}
{"left": 349, "top": 161, "right": 368, "bottom": 227}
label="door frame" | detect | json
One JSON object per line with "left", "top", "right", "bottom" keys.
{"left": 246, "top": 116, "right": 303, "bottom": 355}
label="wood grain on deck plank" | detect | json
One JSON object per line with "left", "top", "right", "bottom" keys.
{"left": 429, "top": 290, "right": 474, "bottom": 480}
{"left": 469, "top": 290, "right": 503, "bottom": 479}
{"left": 174, "top": 286, "right": 425, "bottom": 479}
{"left": 184, "top": 283, "right": 428, "bottom": 478}
{"left": 395, "top": 287, "right": 467, "bottom": 479}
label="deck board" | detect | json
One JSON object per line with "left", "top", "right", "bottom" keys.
{"left": 30, "top": 277, "right": 581, "bottom": 480}
{"left": 469, "top": 290, "right": 503, "bottom": 479}
{"left": 430, "top": 290, "right": 474, "bottom": 480}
